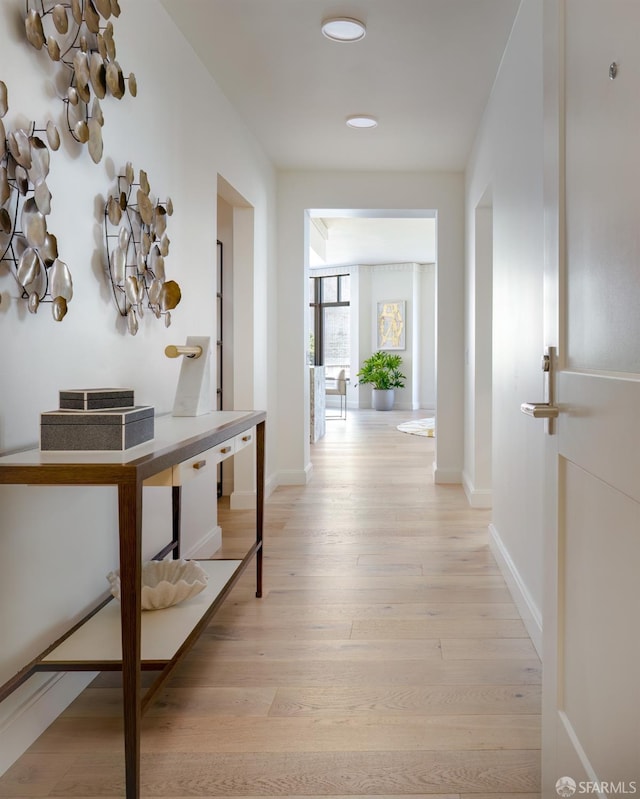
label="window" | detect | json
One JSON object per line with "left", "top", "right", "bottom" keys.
{"left": 309, "top": 274, "right": 350, "bottom": 379}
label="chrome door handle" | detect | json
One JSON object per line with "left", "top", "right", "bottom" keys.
{"left": 520, "top": 402, "right": 559, "bottom": 419}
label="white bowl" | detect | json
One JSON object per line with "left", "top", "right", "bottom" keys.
{"left": 107, "top": 559, "right": 208, "bottom": 611}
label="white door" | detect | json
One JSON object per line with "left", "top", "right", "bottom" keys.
{"left": 542, "top": 0, "right": 640, "bottom": 793}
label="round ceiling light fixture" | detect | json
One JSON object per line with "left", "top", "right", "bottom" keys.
{"left": 346, "top": 114, "right": 378, "bottom": 129}
{"left": 321, "top": 17, "right": 366, "bottom": 42}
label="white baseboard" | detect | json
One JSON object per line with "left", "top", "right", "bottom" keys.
{"left": 224, "top": 475, "right": 278, "bottom": 501}
{"left": 0, "top": 671, "right": 96, "bottom": 776}
{"left": 265, "top": 473, "right": 278, "bottom": 498}
{"left": 462, "top": 470, "right": 493, "bottom": 508}
{"left": 187, "top": 526, "right": 222, "bottom": 558}
{"left": 489, "top": 522, "right": 542, "bottom": 657}
{"left": 433, "top": 465, "right": 462, "bottom": 484}
{"left": 277, "top": 462, "right": 313, "bottom": 486}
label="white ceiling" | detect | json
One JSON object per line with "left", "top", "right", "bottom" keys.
{"left": 159, "top": 0, "right": 519, "bottom": 262}
{"left": 310, "top": 216, "right": 436, "bottom": 267}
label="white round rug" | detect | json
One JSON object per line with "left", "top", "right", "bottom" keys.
{"left": 396, "top": 417, "right": 435, "bottom": 437}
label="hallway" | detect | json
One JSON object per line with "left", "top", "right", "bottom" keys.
{"left": 0, "top": 410, "right": 541, "bottom": 797}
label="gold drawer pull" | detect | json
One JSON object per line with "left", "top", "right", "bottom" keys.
{"left": 242, "top": 435, "right": 252, "bottom": 442}
{"left": 192, "top": 460, "right": 207, "bottom": 470}
{"left": 220, "top": 446, "right": 232, "bottom": 454}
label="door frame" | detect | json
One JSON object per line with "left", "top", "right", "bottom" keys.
{"left": 541, "top": 0, "right": 565, "bottom": 790}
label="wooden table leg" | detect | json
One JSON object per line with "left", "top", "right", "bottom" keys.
{"left": 172, "top": 485, "right": 181, "bottom": 559}
{"left": 118, "top": 481, "right": 142, "bottom": 798}
{"left": 255, "top": 420, "right": 265, "bottom": 598}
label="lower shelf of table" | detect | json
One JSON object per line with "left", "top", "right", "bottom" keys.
{"left": 41, "top": 559, "right": 242, "bottom": 667}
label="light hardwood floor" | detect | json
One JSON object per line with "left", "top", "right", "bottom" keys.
{"left": 0, "top": 409, "right": 541, "bottom": 798}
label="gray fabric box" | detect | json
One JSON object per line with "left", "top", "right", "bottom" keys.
{"left": 40, "top": 406, "right": 154, "bottom": 451}
{"left": 59, "top": 388, "right": 135, "bottom": 411}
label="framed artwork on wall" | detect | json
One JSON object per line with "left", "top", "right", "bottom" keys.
{"left": 377, "top": 300, "right": 406, "bottom": 350}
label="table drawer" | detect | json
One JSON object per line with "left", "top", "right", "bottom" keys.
{"left": 143, "top": 428, "right": 252, "bottom": 488}
{"left": 234, "top": 427, "right": 255, "bottom": 454}
{"left": 173, "top": 439, "right": 235, "bottom": 485}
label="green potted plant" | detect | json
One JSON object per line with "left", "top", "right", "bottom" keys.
{"left": 356, "top": 350, "right": 406, "bottom": 410}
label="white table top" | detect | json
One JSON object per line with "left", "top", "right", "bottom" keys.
{"left": 0, "top": 410, "right": 261, "bottom": 467}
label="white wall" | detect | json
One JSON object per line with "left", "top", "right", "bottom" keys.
{"left": 356, "top": 263, "right": 435, "bottom": 411}
{"left": 278, "top": 170, "right": 465, "bottom": 485}
{"left": 465, "top": 0, "right": 545, "bottom": 650}
{"left": 0, "top": 0, "right": 277, "bottom": 772}
{"left": 310, "top": 262, "right": 436, "bottom": 413}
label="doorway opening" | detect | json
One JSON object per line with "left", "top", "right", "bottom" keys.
{"left": 217, "top": 174, "right": 257, "bottom": 509}
{"left": 306, "top": 209, "right": 437, "bottom": 428}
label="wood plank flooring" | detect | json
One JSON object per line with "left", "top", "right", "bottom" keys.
{"left": 0, "top": 410, "right": 541, "bottom": 798}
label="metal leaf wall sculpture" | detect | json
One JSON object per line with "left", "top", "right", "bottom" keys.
{"left": 0, "top": 80, "right": 72, "bottom": 321}
{"left": 24, "top": 0, "right": 137, "bottom": 163}
{"left": 104, "top": 163, "right": 180, "bottom": 335}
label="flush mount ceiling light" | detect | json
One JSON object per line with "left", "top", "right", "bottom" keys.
{"left": 321, "top": 17, "right": 366, "bottom": 42}
{"left": 346, "top": 115, "right": 378, "bottom": 129}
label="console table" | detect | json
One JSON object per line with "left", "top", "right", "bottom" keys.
{"left": 0, "top": 410, "right": 266, "bottom": 798}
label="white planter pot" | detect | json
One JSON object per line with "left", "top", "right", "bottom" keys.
{"left": 372, "top": 389, "right": 395, "bottom": 411}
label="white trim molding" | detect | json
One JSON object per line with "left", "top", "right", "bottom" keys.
{"left": 0, "top": 672, "right": 95, "bottom": 776}
{"left": 188, "top": 526, "right": 222, "bottom": 557}
{"left": 462, "top": 469, "right": 493, "bottom": 508}
{"left": 432, "top": 465, "right": 462, "bottom": 484}
{"left": 276, "top": 463, "right": 313, "bottom": 486}
{"left": 489, "top": 522, "right": 542, "bottom": 656}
